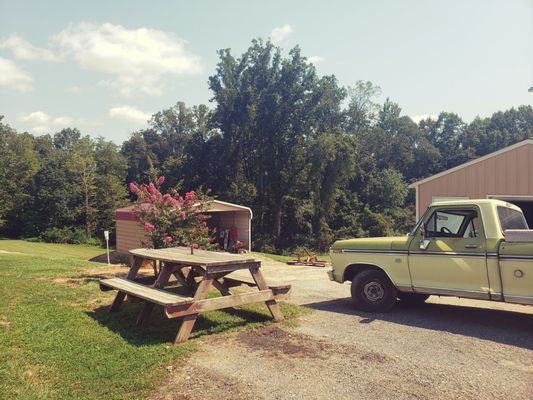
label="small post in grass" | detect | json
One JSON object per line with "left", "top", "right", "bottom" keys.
{"left": 104, "top": 230, "right": 110, "bottom": 265}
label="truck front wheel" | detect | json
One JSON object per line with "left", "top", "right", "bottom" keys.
{"left": 350, "top": 269, "right": 397, "bottom": 312}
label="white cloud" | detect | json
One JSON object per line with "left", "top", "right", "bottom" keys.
{"left": 109, "top": 105, "right": 151, "bottom": 123}
{"left": 66, "top": 85, "right": 82, "bottom": 94}
{"left": 411, "top": 114, "right": 438, "bottom": 124}
{"left": 53, "top": 116, "right": 74, "bottom": 125}
{"left": 306, "top": 56, "right": 324, "bottom": 64}
{"left": 270, "top": 24, "right": 292, "bottom": 46}
{"left": 19, "top": 111, "right": 74, "bottom": 134}
{"left": 19, "top": 111, "right": 50, "bottom": 124}
{"left": 53, "top": 22, "right": 202, "bottom": 97}
{"left": 0, "top": 57, "right": 33, "bottom": 92}
{"left": 0, "top": 34, "right": 59, "bottom": 61}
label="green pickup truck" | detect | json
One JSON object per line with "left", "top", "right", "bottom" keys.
{"left": 328, "top": 199, "right": 533, "bottom": 312}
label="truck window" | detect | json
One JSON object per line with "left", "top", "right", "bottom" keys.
{"left": 425, "top": 209, "right": 478, "bottom": 238}
{"left": 497, "top": 206, "right": 528, "bottom": 230}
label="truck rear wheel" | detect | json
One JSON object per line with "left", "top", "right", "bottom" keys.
{"left": 350, "top": 269, "right": 397, "bottom": 312}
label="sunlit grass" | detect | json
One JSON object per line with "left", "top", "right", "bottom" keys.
{"left": 0, "top": 240, "right": 302, "bottom": 399}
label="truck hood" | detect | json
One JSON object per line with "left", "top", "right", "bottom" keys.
{"left": 331, "top": 236, "right": 411, "bottom": 251}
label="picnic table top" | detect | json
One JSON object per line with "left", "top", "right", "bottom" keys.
{"left": 129, "top": 247, "right": 261, "bottom": 267}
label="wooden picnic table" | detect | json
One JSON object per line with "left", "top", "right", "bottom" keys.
{"left": 99, "top": 247, "right": 290, "bottom": 344}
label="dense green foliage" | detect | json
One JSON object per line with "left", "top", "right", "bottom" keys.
{"left": 1, "top": 39, "right": 533, "bottom": 251}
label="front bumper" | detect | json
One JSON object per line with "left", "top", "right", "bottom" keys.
{"left": 327, "top": 268, "right": 335, "bottom": 281}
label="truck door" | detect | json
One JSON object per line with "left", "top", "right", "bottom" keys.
{"left": 408, "top": 207, "right": 490, "bottom": 299}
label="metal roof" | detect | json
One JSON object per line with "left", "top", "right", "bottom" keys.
{"left": 116, "top": 199, "right": 253, "bottom": 219}
{"left": 408, "top": 139, "right": 533, "bottom": 188}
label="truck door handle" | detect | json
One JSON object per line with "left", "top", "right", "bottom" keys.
{"left": 464, "top": 244, "right": 479, "bottom": 249}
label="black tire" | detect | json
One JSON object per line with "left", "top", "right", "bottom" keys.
{"left": 350, "top": 269, "right": 397, "bottom": 312}
{"left": 398, "top": 292, "right": 430, "bottom": 305}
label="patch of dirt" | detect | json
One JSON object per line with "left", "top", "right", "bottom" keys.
{"left": 235, "top": 325, "right": 333, "bottom": 359}
{"left": 2, "top": 282, "right": 24, "bottom": 330}
{"left": 0, "top": 250, "right": 25, "bottom": 255}
{"left": 53, "top": 264, "right": 151, "bottom": 288}
{"left": 82, "top": 264, "right": 132, "bottom": 279}
{"left": 150, "top": 365, "right": 260, "bottom": 400}
{"left": 88, "top": 251, "right": 130, "bottom": 265}
{"left": 360, "top": 350, "right": 391, "bottom": 363}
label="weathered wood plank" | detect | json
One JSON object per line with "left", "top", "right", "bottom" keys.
{"left": 174, "top": 314, "right": 198, "bottom": 344}
{"left": 205, "top": 261, "right": 261, "bottom": 274}
{"left": 250, "top": 267, "right": 284, "bottom": 322}
{"left": 100, "top": 278, "right": 194, "bottom": 306}
{"left": 211, "top": 279, "right": 231, "bottom": 296}
{"left": 223, "top": 276, "right": 291, "bottom": 291}
{"left": 109, "top": 257, "right": 143, "bottom": 312}
{"left": 165, "top": 289, "right": 278, "bottom": 318}
{"left": 137, "top": 265, "right": 174, "bottom": 326}
{"left": 173, "top": 277, "right": 213, "bottom": 343}
{"left": 129, "top": 247, "right": 260, "bottom": 267}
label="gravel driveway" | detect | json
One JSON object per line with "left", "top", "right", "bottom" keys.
{"left": 151, "top": 256, "right": 533, "bottom": 400}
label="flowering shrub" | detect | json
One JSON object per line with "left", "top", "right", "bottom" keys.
{"left": 129, "top": 177, "right": 214, "bottom": 251}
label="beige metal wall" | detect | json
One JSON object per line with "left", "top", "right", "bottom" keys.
{"left": 116, "top": 219, "right": 147, "bottom": 252}
{"left": 418, "top": 144, "right": 533, "bottom": 216}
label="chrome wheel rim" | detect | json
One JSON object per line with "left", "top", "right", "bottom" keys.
{"left": 363, "top": 281, "right": 385, "bottom": 302}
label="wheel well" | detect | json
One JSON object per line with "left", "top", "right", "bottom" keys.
{"left": 343, "top": 264, "right": 385, "bottom": 282}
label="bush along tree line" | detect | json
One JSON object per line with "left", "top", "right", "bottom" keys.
{"left": 1, "top": 39, "right": 533, "bottom": 252}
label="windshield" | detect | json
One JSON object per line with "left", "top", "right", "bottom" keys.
{"left": 497, "top": 206, "right": 528, "bottom": 231}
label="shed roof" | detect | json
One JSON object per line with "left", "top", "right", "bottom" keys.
{"left": 408, "top": 139, "right": 533, "bottom": 188}
{"left": 116, "top": 199, "right": 253, "bottom": 220}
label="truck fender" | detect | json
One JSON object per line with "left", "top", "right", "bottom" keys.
{"left": 343, "top": 263, "right": 395, "bottom": 286}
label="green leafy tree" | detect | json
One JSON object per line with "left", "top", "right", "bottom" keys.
{"left": 0, "top": 118, "right": 39, "bottom": 234}
{"left": 67, "top": 135, "right": 97, "bottom": 236}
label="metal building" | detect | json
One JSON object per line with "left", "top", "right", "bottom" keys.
{"left": 115, "top": 200, "right": 253, "bottom": 253}
{"left": 409, "top": 139, "right": 533, "bottom": 226}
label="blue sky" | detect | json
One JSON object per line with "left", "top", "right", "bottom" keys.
{"left": 0, "top": 0, "right": 532, "bottom": 144}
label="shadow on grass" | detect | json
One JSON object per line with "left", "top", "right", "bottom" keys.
{"left": 88, "top": 250, "right": 130, "bottom": 265}
{"left": 305, "top": 297, "right": 533, "bottom": 350}
{"left": 87, "top": 300, "right": 272, "bottom": 346}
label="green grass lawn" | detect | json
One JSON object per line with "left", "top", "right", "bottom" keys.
{"left": 0, "top": 240, "right": 301, "bottom": 400}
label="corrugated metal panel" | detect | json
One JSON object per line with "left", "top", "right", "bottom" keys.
{"left": 418, "top": 143, "right": 533, "bottom": 216}
{"left": 116, "top": 219, "right": 147, "bottom": 252}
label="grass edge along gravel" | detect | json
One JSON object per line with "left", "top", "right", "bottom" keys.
{"left": 0, "top": 240, "right": 304, "bottom": 400}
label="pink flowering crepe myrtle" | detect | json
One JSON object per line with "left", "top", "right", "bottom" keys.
{"left": 129, "top": 177, "right": 214, "bottom": 251}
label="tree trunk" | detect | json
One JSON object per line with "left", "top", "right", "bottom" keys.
{"left": 273, "top": 206, "right": 282, "bottom": 239}
{"left": 84, "top": 180, "right": 90, "bottom": 237}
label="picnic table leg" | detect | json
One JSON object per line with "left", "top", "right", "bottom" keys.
{"left": 137, "top": 265, "right": 174, "bottom": 327}
{"left": 250, "top": 267, "right": 284, "bottom": 322}
{"left": 110, "top": 257, "right": 143, "bottom": 312}
{"left": 174, "top": 277, "right": 213, "bottom": 344}
{"left": 212, "top": 278, "right": 231, "bottom": 296}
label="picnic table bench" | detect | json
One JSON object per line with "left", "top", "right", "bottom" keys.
{"left": 99, "top": 247, "right": 290, "bottom": 344}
